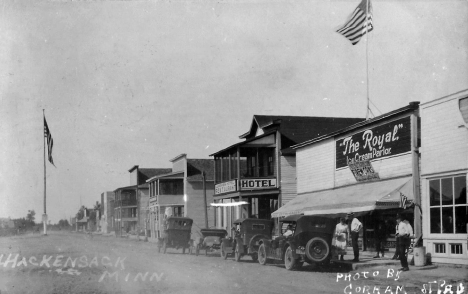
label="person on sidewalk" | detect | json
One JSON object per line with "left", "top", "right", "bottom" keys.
{"left": 333, "top": 217, "right": 350, "bottom": 261}
{"left": 346, "top": 212, "right": 362, "bottom": 262}
{"left": 373, "top": 215, "right": 388, "bottom": 258}
{"left": 396, "top": 214, "right": 412, "bottom": 271}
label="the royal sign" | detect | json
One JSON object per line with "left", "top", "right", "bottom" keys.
{"left": 335, "top": 116, "right": 411, "bottom": 169}
{"left": 240, "top": 179, "right": 277, "bottom": 190}
{"left": 215, "top": 180, "right": 237, "bottom": 195}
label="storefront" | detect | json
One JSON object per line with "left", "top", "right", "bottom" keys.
{"left": 273, "top": 102, "right": 421, "bottom": 253}
{"left": 420, "top": 90, "right": 468, "bottom": 265}
{"left": 211, "top": 115, "right": 364, "bottom": 236}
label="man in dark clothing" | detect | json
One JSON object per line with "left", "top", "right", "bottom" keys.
{"left": 373, "top": 216, "right": 388, "bottom": 258}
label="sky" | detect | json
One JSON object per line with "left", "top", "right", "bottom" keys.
{"left": 1, "top": 0, "right": 467, "bottom": 223}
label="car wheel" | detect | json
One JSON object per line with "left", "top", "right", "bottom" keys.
{"left": 305, "top": 237, "right": 330, "bottom": 263}
{"left": 258, "top": 244, "right": 268, "bottom": 265}
{"left": 284, "top": 246, "right": 299, "bottom": 270}
{"left": 234, "top": 244, "right": 242, "bottom": 262}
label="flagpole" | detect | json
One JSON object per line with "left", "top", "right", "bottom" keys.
{"left": 365, "top": 0, "right": 370, "bottom": 120}
{"left": 43, "top": 109, "right": 48, "bottom": 236}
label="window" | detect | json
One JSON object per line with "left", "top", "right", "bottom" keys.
{"left": 434, "top": 243, "right": 446, "bottom": 253}
{"left": 252, "top": 224, "right": 265, "bottom": 230}
{"left": 429, "top": 175, "right": 467, "bottom": 234}
{"left": 450, "top": 244, "right": 463, "bottom": 254}
{"left": 159, "top": 180, "right": 183, "bottom": 195}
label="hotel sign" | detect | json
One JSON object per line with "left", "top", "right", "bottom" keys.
{"left": 336, "top": 116, "right": 411, "bottom": 169}
{"left": 215, "top": 180, "right": 237, "bottom": 195}
{"left": 240, "top": 179, "right": 277, "bottom": 190}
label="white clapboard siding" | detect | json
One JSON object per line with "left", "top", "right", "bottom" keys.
{"left": 421, "top": 97, "right": 468, "bottom": 175}
{"left": 335, "top": 153, "right": 412, "bottom": 186}
{"left": 280, "top": 155, "right": 297, "bottom": 205}
{"left": 296, "top": 139, "right": 335, "bottom": 194}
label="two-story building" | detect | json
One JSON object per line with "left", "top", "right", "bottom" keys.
{"left": 211, "top": 115, "right": 364, "bottom": 234}
{"left": 146, "top": 154, "right": 215, "bottom": 241}
{"left": 273, "top": 102, "right": 421, "bottom": 252}
{"left": 420, "top": 89, "right": 468, "bottom": 265}
{"left": 100, "top": 191, "right": 115, "bottom": 234}
{"left": 114, "top": 166, "right": 171, "bottom": 236}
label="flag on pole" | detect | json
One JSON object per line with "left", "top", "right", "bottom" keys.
{"left": 44, "top": 117, "right": 55, "bottom": 166}
{"left": 336, "top": 0, "right": 373, "bottom": 45}
{"left": 400, "top": 192, "right": 408, "bottom": 209}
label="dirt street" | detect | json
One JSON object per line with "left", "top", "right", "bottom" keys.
{"left": 0, "top": 232, "right": 466, "bottom": 294}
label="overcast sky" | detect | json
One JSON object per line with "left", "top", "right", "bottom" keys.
{"left": 1, "top": 0, "right": 467, "bottom": 223}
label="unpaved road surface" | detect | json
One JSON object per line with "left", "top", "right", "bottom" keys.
{"left": 0, "top": 232, "right": 466, "bottom": 294}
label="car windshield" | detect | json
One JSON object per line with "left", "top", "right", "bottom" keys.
{"left": 281, "top": 222, "right": 296, "bottom": 235}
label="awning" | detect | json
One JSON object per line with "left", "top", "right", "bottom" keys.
{"left": 272, "top": 177, "right": 413, "bottom": 218}
{"left": 210, "top": 201, "right": 249, "bottom": 207}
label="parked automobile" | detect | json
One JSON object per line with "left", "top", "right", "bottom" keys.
{"left": 158, "top": 217, "right": 193, "bottom": 254}
{"left": 221, "top": 218, "right": 274, "bottom": 262}
{"left": 195, "top": 229, "right": 228, "bottom": 256}
{"left": 257, "top": 215, "right": 335, "bottom": 270}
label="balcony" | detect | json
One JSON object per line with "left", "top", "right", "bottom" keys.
{"left": 115, "top": 199, "right": 137, "bottom": 207}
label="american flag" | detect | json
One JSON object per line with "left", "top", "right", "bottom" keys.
{"left": 400, "top": 192, "right": 408, "bottom": 209}
{"left": 44, "top": 117, "right": 55, "bottom": 166}
{"left": 336, "top": 0, "right": 373, "bottom": 45}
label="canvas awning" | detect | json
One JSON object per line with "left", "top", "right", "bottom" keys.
{"left": 272, "top": 177, "right": 413, "bottom": 218}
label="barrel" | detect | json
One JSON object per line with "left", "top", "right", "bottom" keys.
{"left": 413, "top": 246, "right": 426, "bottom": 267}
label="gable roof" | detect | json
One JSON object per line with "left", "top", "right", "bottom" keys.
{"left": 138, "top": 168, "right": 172, "bottom": 184}
{"left": 187, "top": 159, "right": 214, "bottom": 181}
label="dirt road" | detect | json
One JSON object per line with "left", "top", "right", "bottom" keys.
{"left": 0, "top": 232, "right": 466, "bottom": 294}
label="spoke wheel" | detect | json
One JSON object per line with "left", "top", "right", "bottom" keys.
{"left": 258, "top": 244, "right": 268, "bottom": 265}
{"left": 284, "top": 246, "right": 299, "bottom": 271}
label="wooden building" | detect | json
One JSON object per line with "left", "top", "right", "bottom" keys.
{"left": 211, "top": 115, "right": 364, "bottom": 235}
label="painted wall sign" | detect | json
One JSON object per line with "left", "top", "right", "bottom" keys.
{"left": 239, "top": 178, "right": 277, "bottom": 190}
{"left": 336, "top": 116, "right": 411, "bottom": 169}
{"left": 215, "top": 180, "right": 237, "bottom": 195}
{"left": 348, "top": 160, "right": 380, "bottom": 182}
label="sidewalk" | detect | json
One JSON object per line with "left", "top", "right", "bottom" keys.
{"left": 331, "top": 249, "right": 436, "bottom": 271}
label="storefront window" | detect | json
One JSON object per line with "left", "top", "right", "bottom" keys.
{"left": 429, "top": 175, "right": 467, "bottom": 234}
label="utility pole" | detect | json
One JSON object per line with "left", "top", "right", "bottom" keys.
{"left": 202, "top": 170, "right": 208, "bottom": 228}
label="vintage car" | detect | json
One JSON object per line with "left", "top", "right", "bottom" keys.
{"left": 220, "top": 218, "right": 274, "bottom": 262}
{"left": 158, "top": 217, "right": 193, "bottom": 254}
{"left": 195, "top": 228, "right": 228, "bottom": 256}
{"left": 257, "top": 215, "right": 335, "bottom": 270}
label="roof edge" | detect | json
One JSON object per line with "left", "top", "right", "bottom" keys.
{"left": 292, "top": 102, "right": 419, "bottom": 150}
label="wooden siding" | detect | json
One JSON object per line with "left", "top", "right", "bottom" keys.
{"left": 335, "top": 153, "right": 412, "bottom": 186}
{"left": 296, "top": 139, "right": 335, "bottom": 194}
{"left": 185, "top": 180, "right": 215, "bottom": 238}
{"left": 421, "top": 97, "right": 468, "bottom": 175}
{"left": 280, "top": 155, "right": 297, "bottom": 205}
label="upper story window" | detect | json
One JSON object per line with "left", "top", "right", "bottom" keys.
{"left": 159, "top": 180, "right": 184, "bottom": 195}
{"left": 429, "top": 175, "right": 467, "bottom": 234}
{"left": 215, "top": 147, "right": 276, "bottom": 183}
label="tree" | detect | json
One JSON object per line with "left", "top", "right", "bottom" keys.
{"left": 58, "top": 219, "right": 70, "bottom": 227}
{"left": 76, "top": 206, "right": 87, "bottom": 220}
{"left": 26, "top": 210, "right": 36, "bottom": 224}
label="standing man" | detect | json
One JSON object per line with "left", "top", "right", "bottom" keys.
{"left": 347, "top": 212, "right": 362, "bottom": 262}
{"left": 373, "top": 215, "right": 388, "bottom": 258}
{"left": 396, "top": 214, "right": 412, "bottom": 271}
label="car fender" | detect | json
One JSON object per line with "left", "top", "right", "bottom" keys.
{"left": 248, "top": 234, "right": 269, "bottom": 253}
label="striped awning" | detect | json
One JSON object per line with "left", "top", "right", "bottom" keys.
{"left": 272, "top": 177, "right": 413, "bottom": 218}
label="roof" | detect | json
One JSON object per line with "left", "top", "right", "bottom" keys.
{"left": 138, "top": 168, "right": 172, "bottom": 184}
{"left": 213, "top": 115, "right": 365, "bottom": 156}
{"left": 293, "top": 102, "right": 420, "bottom": 149}
{"left": 146, "top": 171, "right": 184, "bottom": 182}
{"left": 186, "top": 159, "right": 214, "bottom": 181}
{"left": 113, "top": 183, "right": 149, "bottom": 193}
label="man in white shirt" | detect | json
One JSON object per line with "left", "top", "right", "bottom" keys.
{"left": 396, "top": 214, "right": 412, "bottom": 271}
{"left": 346, "top": 212, "right": 362, "bottom": 262}
{"left": 283, "top": 224, "right": 294, "bottom": 237}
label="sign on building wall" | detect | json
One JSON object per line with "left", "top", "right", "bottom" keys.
{"left": 215, "top": 180, "right": 237, "bottom": 195}
{"left": 336, "top": 116, "right": 411, "bottom": 169}
{"left": 239, "top": 178, "right": 277, "bottom": 190}
{"left": 348, "top": 160, "right": 380, "bottom": 182}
